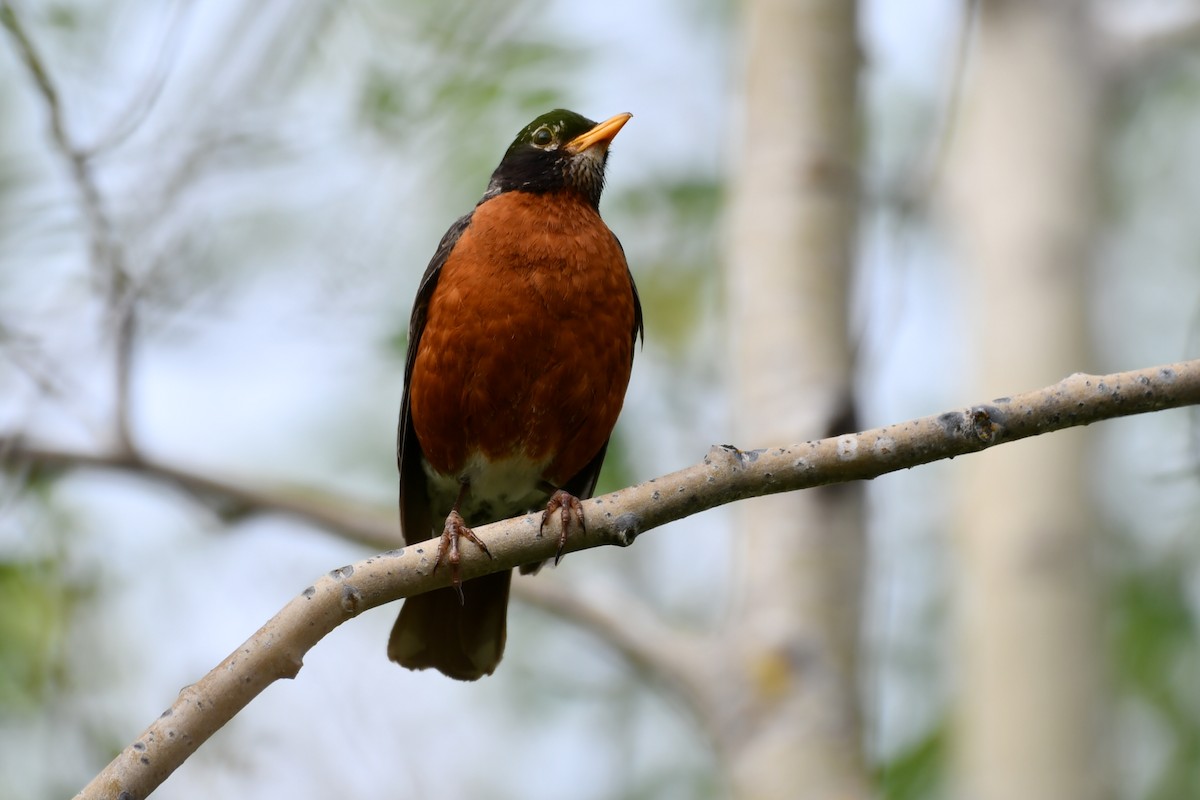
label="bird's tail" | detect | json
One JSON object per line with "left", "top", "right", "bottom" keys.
{"left": 387, "top": 570, "right": 511, "bottom": 681}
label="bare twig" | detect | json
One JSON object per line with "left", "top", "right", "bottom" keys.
{"left": 63, "top": 359, "right": 1200, "bottom": 799}
{"left": 0, "top": 2, "right": 127, "bottom": 294}
{"left": 0, "top": 441, "right": 401, "bottom": 548}
{"left": 1, "top": 1, "right": 138, "bottom": 454}
{"left": 0, "top": 319, "right": 67, "bottom": 398}
{"left": 82, "top": 0, "right": 189, "bottom": 157}
{"left": 515, "top": 576, "right": 719, "bottom": 736}
{"left": 890, "top": 0, "right": 980, "bottom": 214}
{"left": 111, "top": 301, "right": 137, "bottom": 452}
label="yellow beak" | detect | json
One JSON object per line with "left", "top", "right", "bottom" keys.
{"left": 566, "top": 112, "right": 632, "bottom": 153}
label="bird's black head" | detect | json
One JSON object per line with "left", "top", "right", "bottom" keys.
{"left": 483, "top": 109, "right": 631, "bottom": 208}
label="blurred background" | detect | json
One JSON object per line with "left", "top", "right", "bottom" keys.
{"left": 1, "top": 1, "right": 1199, "bottom": 798}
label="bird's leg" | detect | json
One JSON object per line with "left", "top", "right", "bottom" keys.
{"left": 540, "top": 485, "right": 586, "bottom": 566}
{"left": 434, "top": 480, "right": 493, "bottom": 602}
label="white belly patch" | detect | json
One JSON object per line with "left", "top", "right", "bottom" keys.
{"left": 423, "top": 451, "right": 553, "bottom": 525}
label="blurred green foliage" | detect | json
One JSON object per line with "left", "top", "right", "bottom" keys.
{"left": 1111, "top": 543, "right": 1200, "bottom": 799}
{"left": 878, "top": 723, "right": 946, "bottom": 800}
{"left": 0, "top": 558, "right": 69, "bottom": 712}
{"left": 0, "top": 471, "right": 77, "bottom": 716}
{"left": 615, "top": 178, "right": 722, "bottom": 357}
{"left": 355, "top": 0, "right": 577, "bottom": 203}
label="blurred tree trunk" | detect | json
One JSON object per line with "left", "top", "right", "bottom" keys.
{"left": 943, "top": 2, "right": 1110, "bottom": 799}
{"left": 723, "top": 0, "right": 867, "bottom": 797}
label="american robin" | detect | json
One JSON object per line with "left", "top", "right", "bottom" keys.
{"left": 387, "top": 109, "right": 643, "bottom": 681}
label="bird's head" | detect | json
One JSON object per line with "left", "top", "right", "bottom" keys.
{"left": 484, "top": 109, "right": 632, "bottom": 208}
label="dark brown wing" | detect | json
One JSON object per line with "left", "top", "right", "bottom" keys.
{"left": 397, "top": 212, "right": 473, "bottom": 544}
{"left": 392, "top": 210, "right": 514, "bottom": 681}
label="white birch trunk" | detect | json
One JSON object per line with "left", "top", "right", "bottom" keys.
{"left": 943, "top": 3, "right": 1110, "bottom": 799}
{"left": 723, "top": 0, "right": 868, "bottom": 796}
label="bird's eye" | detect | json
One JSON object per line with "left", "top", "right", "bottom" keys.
{"left": 531, "top": 126, "right": 554, "bottom": 147}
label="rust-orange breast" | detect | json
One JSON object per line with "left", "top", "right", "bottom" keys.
{"left": 409, "top": 190, "right": 636, "bottom": 489}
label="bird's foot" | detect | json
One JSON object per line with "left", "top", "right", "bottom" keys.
{"left": 541, "top": 490, "right": 586, "bottom": 566}
{"left": 434, "top": 509, "right": 493, "bottom": 602}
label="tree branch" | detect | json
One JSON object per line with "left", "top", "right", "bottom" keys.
{"left": 514, "top": 575, "right": 721, "bottom": 739}
{"left": 0, "top": 442, "right": 402, "bottom": 549}
{"left": 63, "top": 359, "right": 1200, "bottom": 799}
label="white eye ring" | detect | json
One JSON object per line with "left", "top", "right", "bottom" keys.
{"left": 531, "top": 126, "right": 554, "bottom": 147}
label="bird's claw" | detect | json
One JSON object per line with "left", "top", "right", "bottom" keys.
{"left": 434, "top": 510, "right": 493, "bottom": 602}
{"left": 541, "top": 490, "right": 586, "bottom": 566}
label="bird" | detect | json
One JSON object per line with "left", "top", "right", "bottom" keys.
{"left": 387, "top": 109, "right": 643, "bottom": 681}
